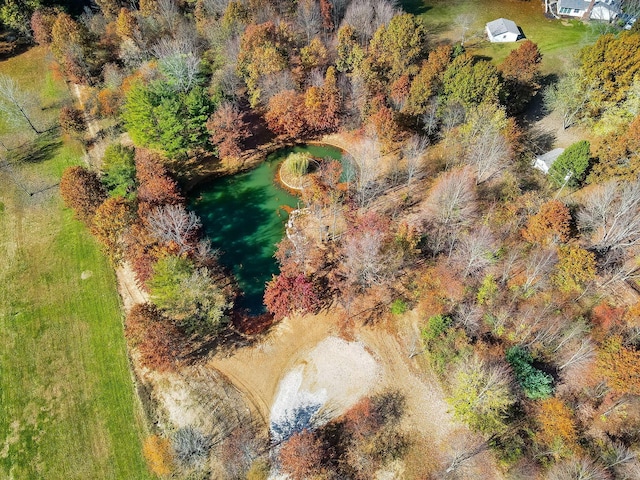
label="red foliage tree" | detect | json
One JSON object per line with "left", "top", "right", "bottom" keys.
{"left": 264, "top": 273, "right": 320, "bottom": 321}
{"left": 59, "top": 166, "right": 107, "bottom": 224}
{"left": 206, "top": 102, "right": 250, "bottom": 160}
{"left": 265, "top": 90, "right": 307, "bottom": 138}
{"left": 125, "top": 303, "right": 183, "bottom": 372}
{"left": 135, "top": 149, "right": 184, "bottom": 217}
{"left": 278, "top": 429, "right": 324, "bottom": 480}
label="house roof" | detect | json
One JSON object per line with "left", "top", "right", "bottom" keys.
{"left": 486, "top": 18, "right": 519, "bottom": 37}
{"left": 534, "top": 148, "right": 565, "bottom": 174}
{"left": 559, "top": 0, "right": 589, "bottom": 11}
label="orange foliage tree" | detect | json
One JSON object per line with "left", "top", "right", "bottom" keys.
{"left": 597, "top": 336, "right": 640, "bottom": 396}
{"left": 522, "top": 200, "right": 570, "bottom": 246}
{"left": 59, "top": 166, "right": 107, "bottom": 225}
{"left": 265, "top": 90, "right": 307, "bottom": 138}
{"left": 206, "top": 101, "right": 250, "bottom": 161}
{"left": 91, "top": 196, "right": 135, "bottom": 266}
{"left": 536, "top": 398, "right": 578, "bottom": 455}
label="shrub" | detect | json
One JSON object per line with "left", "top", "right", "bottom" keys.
{"left": 549, "top": 140, "right": 590, "bottom": 187}
{"left": 390, "top": 299, "right": 408, "bottom": 315}
{"left": 143, "top": 435, "right": 174, "bottom": 477}
{"left": 59, "top": 166, "right": 107, "bottom": 224}
{"left": 506, "top": 346, "right": 554, "bottom": 400}
{"left": 172, "top": 426, "right": 211, "bottom": 468}
{"left": 421, "top": 314, "right": 471, "bottom": 374}
{"left": 278, "top": 429, "right": 324, "bottom": 480}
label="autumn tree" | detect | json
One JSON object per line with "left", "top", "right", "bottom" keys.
{"left": 51, "top": 12, "right": 92, "bottom": 83}
{"left": 580, "top": 31, "right": 640, "bottom": 110}
{"left": 58, "top": 105, "right": 85, "bottom": 138}
{"left": 589, "top": 115, "right": 640, "bottom": 183}
{"left": 535, "top": 398, "right": 578, "bottom": 455}
{"left": 148, "top": 255, "right": 230, "bottom": 332}
{"left": 125, "top": 303, "right": 182, "bottom": 372}
{"left": 597, "top": 336, "right": 640, "bottom": 396}
{"left": 206, "top": 101, "right": 250, "bottom": 161}
{"left": 237, "top": 21, "right": 289, "bottom": 107}
{"left": 522, "top": 200, "right": 571, "bottom": 246}
{"left": 405, "top": 44, "right": 452, "bottom": 116}
{"left": 336, "top": 24, "right": 365, "bottom": 73}
{"left": 547, "top": 458, "right": 610, "bottom": 480}
{"left": 448, "top": 357, "right": 515, "bottom": 435}
{"left": 553, "top": 245, "right": 596, "bottom": 294}
{"left": 368, "top": 13, "right": 427, "bottom": 81}
{"left": 265, "top": 89, "right": 307, "bottom": 138}
{"left": 264, "top": 273, "right": 320, "bottom": 321}
{"left": 91, "top": 196, "right": 135, "bottom": 266}
{"left": 443, "top": 55, "right": 502, "bottom": 109}
{"left": 135, "top": 149, "right": 184, "bottom": 216}
{"left": 59, "top": 166, "right": 108, "bottom": 225}
{"left": 499, "top": 40, "right": 542, "bottom": 114}
{"left": 278, "top": 429, "right": 324, "bottom": 480}
{"left": 30, "top": 8, "right": 57, "bottom": 45}
{"left": 549, "top": 140, "right": 590, "bottom": 187}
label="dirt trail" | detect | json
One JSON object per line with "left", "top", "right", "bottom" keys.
{"left": 115, "top": 262, "right": 148, "bottom": 311}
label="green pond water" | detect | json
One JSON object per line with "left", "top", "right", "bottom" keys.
{"left": 191, "top": 144, "right": 344, "bottom": 314}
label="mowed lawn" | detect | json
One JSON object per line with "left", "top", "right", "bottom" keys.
{"left": 0, "top": 48, "right": 152, "bottom": 479}
{"left": 404, "top": 0, "right": 600, "bottom": 74}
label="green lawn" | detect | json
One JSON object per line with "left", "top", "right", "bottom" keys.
{"left": 0, "top": 49, "right": 152, "bottom": 479}
{"left": 404, "top": 0, "right": 600, "bottom": 74}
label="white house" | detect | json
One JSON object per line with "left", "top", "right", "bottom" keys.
{"left": 486, "top": 18, "right": 520, "bottom": 43}
{"left": 533, "top": 148, "right": 565, "bottom": 174}
{"left": 557, "top": 0, "right": 621, "bottom": 21}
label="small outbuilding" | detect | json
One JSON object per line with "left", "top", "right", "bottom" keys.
{"left": 486, "top": 18, "right": 520, "bottom": 43}
{"left": 533, "top": 148, "right": 565, "bottom": 174}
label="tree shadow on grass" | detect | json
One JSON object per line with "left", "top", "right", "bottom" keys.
{"left": 5, "top": 129, "right": 63, "bottom": 165}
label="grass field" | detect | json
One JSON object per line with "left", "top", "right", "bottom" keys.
{"left": 0, "top": 48, "right": 152, "bottom": 479}
{"left": 403, "top": 0, "right": 600, "bottom": 74}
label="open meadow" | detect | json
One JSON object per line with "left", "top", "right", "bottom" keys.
{"left": 0, "top": 47, "right": 151, "bottom": 479}
{"left": 404, "top": 0, "right": 600, "bottom": 74}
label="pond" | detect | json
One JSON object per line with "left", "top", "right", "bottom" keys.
{"left": 190, "top": 144, "right": 344, "bottom": 314}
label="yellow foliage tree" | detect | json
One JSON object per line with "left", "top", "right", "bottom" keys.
{"left": 536, "top": 398, "right": 578, "bottom": 457}
{"left": 553, "top": 245, "right": 596, "bottom": 293}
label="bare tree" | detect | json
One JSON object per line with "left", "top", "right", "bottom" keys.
{"left": 156, "top": 0, "right": 181, "bottom": 32}
{"left": 454, "top": 14, "right": 474, "bottom": 46}
{"left": 578, "top": 179, "right": 640, "bottom": 254}
{"left": 259, "top": 71, "right": 296, "bottom": 105}
{"left": 172, "top": 426, "right": 212, "bottom": 468}
{"left": 464, "top": 125, "right": 510, "bottom": 184}
{"left": 342, "top": 0, "right": 398, "bottom": 43}
{"left": 153, "top": 31, "right": 201, "bottom": 92}
{"left": 296, "top": 0, "right": 322, "bottom": 42}
{"left": 146, "top": 204, "right": 201, "bottom": 253}
{"left": 558, "top": 337, "right": 595, "bottom": 371}
{"left": 455, "top": 302, "right": 483, "bottom": 337}
{"left": 402, "top": 134, "right": 428, "bottom": 189}
{"left": 453, "top": 226, "right": 496, "bottom": 276}
{"left": 0, "top": 75, "right": 43, "bottom": 134}
{"left": 547, "top": 457, "right": 610, "bottom": 480}
{"left": 519, "top": 247, "right": 557, "bottom": 294}
{"left": 350, "top": 132, "right": 383, "bottom": 206}
{"left": 421, "top": 97, "right": 439, "bottom": 137}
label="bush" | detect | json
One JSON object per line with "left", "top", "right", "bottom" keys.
{"left": 143, "top": 435, "right": 174, "bottom": 477}
{"left": 549, "top": 140, "right": 590, "bottom": 187}
{"left": 421, "top": 315, "right": 471, "bottom": 374}
{"left": 390, "top": 298, "right": 408, "bottom": 315}
{"left": 506, "top": 346, "right": 554, "bottom": 400}
{"left": 59, "top": 166, "right": 107, "bottom": 224}
{"left": 172, "top": 426, "right": 211, "bottom": 468}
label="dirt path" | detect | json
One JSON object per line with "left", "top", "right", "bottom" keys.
{"left": 115, "top": 262, "right": 148, "bottom": 311}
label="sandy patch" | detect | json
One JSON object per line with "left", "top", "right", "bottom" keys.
{"left": 270, "top": 337, "right": 381, "bottom": 440}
